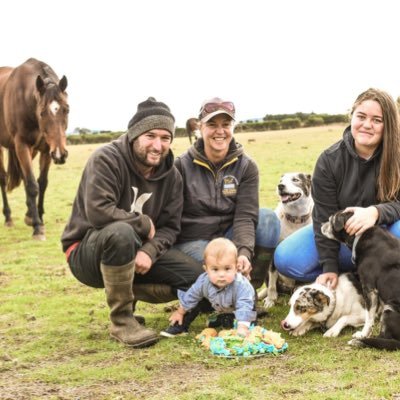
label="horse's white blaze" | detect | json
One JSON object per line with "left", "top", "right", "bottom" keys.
{"left": 49, "top": 100, "right": 60, "bottom": 116}
{"left": 55, "top": 147, "right": 61, "bottom": 158}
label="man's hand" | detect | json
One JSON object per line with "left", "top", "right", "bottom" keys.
{"left": 344, "top": 206, "right": 378, "bottom": 236}
{"left": 148, "top": 219, "right": 156, "bottom": 240}
{"left": 237, "top": 255, "right": 252, "bottom": 279}
{"left": 134, "top": 250, "right": 153, "bottom": 275}
{"left": 316, "top": 272, "right": 338, "bottom": 289}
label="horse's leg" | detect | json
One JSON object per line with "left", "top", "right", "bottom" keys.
{"left": 14, "top": 139, "right": 44, "bottom": 240}
{"left": 0, "top": 147, "right": 13, "bottom": 227}
{"left": 24, "top": 148, "right": 38, "bottom": 222}
{"left": 37, "top": 151, "right": 51, "bottom": 226}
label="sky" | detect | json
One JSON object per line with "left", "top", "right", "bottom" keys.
{"left": 2, "top": 0, "right": 400, "bottom": 133}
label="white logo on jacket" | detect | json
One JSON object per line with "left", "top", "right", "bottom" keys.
{"left": 130, "top": 187, "right": 152, "bottom": 214}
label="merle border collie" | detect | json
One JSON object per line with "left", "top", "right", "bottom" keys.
{"left": 280, "top": 273, "right": 365, "bottom": 337}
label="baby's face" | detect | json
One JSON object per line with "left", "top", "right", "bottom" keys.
{"left": 204, "top": 253, "right": 237, "bottom": 288}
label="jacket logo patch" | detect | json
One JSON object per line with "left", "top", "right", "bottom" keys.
{"left": 130, "top": 186, "right": 152, "bottom": 214}
{"left": 222, "top": 175, "right": 238, "bottom": 197}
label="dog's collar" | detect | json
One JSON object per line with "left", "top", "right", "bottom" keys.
{"left": 284, "top": 212, "right": 312, "bottom": 224}
{"left": 351, "top": 235, "right": 361, "bottom": 263}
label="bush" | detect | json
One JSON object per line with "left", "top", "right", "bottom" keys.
{"left": 67, "top": 131, "right": 123, "bottom": 145}
{"left": 304, "top": 116, "right": 324, "bottom": 127}
{"left": 281, "top": 118, "right": 301, "bottom": 129}
{"left": 321, "top": 114, "right": 349, "bottom": 124}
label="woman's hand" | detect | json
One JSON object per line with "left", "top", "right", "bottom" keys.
{"left": 237, "top": 255, "right": 252, "bottom": 279}
{"left": 316, "top": 272, "right": 338, "bottom": 289}
{"left": 344, "top": 206, "right": 379, "bottom": 236}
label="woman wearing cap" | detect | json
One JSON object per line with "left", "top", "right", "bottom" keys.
{"left": 174, "top": 97, "right": 280, "bottom": 291}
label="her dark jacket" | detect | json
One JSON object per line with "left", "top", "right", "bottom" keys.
{"left": 175, "top": 138, "right": 259, "bottom": 260}
{"left": 312, "top": 126, "right": 400, "bottom": 274}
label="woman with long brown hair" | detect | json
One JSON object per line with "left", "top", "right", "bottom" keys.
{"left": 274, "top": 88, "right": 400, "bottom": 288}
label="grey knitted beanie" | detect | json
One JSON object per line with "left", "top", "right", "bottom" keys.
{"left": 127, "top": 97, "right": 175, "bottom": 141}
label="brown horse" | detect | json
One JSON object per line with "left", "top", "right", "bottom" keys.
{"left": 0, "top": 58, "right": 69, "bottom": 240}
{"left": 185, "top": 117, "right": 201, "bottom": 144}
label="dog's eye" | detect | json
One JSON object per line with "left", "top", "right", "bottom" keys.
{"left": 295, "top": 305, "right": 307, "bottom": 313}
{"left": 292, "top": 178, "right": 300, "bottom": 182}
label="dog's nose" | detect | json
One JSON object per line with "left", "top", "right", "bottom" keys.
{"left": 278, "top": 184, "right": 285, "bottom": 191}
{"left": 281, "top": 320, "right": 291, "bottom": 331}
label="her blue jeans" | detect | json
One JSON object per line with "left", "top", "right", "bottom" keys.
{"left": 174, "top": 208, "right": 281, "bottom": 262}
{"left": 274, "top": 221, "right": 400, "bottom": 282}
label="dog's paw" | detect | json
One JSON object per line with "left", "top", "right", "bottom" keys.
{"left": 263, "top": 297, "right": 276, "bottom": 309}
{"left": 323, "top": 328, "right": 340, "bottom": 338}
{"left": 352, "top": 330, "right": 366, "bottom": 339}
{"left": 290, "top": 328, "right": 306, "bottom": 337}
{"left": 348, "top": 338, "right": 367, "bottom": 348}
{"left": 257, "top": 288, "right": 268, "bottom": 300}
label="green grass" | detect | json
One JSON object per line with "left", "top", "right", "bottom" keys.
{"left": 1, "top": 125, "right": 400, "bottom": 400}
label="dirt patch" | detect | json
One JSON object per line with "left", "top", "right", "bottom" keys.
{"left": 0, "top": 363, "right": 223, "bottom": 400}
{"left": 0, "top": 271, "right": 10, "bottom": 287}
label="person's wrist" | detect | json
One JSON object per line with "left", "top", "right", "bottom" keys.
{"left": 369, "top": 206, "right": 379, "bottom": 223}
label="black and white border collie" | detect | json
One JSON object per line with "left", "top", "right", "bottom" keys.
{"left": 258, "top": 172, "right": 314, "bottom": 308}
{"left": 321, "top": 210, "right": 400, "bottom": 350}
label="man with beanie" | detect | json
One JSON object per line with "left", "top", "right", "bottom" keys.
{"left": 61, "top": 97, "right": 203, "bottom": 348}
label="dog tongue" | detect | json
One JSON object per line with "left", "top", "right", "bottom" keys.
{"left": 280, "top": 195, "right": 290, "bottom": 202}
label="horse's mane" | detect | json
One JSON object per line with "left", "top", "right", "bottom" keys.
{"left": 38, "top": 68, "right": 66, "bottom": 103}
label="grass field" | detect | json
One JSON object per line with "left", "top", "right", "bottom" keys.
{"left": 1, "top": 125, "right": 400, "bottom": 400}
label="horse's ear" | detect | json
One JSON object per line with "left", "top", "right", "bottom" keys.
{"left": 59, "top": 75, "right": 68, "bottom": 92}
{"left": 36, "top": 75, "right": 46, "bottom": 95}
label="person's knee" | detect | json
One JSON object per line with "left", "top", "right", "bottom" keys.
{"left": 388, "top": 220, "right": 400, "bottom": 238}
{"left": 175, "top": 240, "right": 207, "bottom": 263}
{"left": 274, "top": 229, "right": 320, "bottom": 282}
{"left": 102, "top": 222, "right": 139, "bottom": 265}
{"left": 274, "top": 243, "right": 291, "bottom": 276}
{"left": 256, "top": 208, "right": 280, "bottom": 248}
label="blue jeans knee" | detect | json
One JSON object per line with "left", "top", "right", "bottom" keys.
{"left": 274, "top": 224, "right": 353, "bottom": 282}
{"left": 175, "top": 208, "right": 280, "bottom": 263}
{"left": 256, "top": 208, "right": 280, "bottom": 248}
{"left": 174, "top": 240, "right": 208, "bottom": 263}
{"left": 388, "top": 220, "right": 400, "bottom": 237}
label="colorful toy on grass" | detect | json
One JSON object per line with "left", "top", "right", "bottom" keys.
{"left": 195, "top": 324, "right": 288, "bottom": 357}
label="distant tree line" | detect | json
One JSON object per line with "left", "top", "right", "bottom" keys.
{"left": 67, "top": 112, "right": 349, "bottom": 144}
{"left": 235, "top": 112, "right": 348, "bottom": 133}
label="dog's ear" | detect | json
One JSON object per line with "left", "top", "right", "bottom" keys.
{"left": 311, "top": 290, "right": 330, "bottom": 310}
{"left": 333, "top": 211, "right": 354, "bottom": 231}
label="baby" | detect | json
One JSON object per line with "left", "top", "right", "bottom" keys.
{"left": 160, "top": 238, "right": 256, "bottom": 337}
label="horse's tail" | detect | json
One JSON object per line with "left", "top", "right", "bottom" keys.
{"left": 359, "top": 337, "right": 400, "bottom": 351}
{"left": 7, "top": 148, "right": 22, "bottom": 191}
